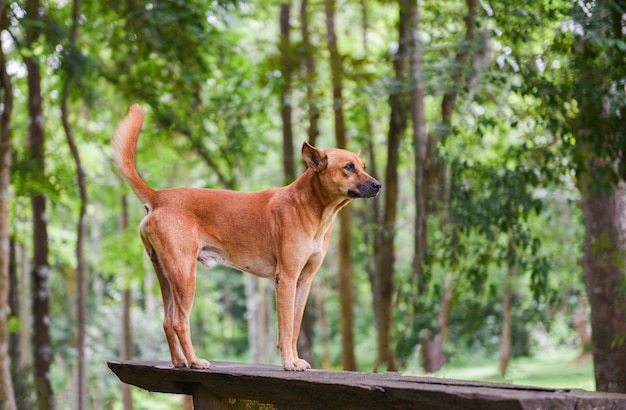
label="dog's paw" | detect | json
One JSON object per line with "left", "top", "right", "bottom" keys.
{"left": 173, "top": 359, "right": 189, "bottom": 368}
{"left": 283, "top": 358, "right": 311, "bottom": 371}
{"left": 190, "top": 358, "right": 212, "bottom": 369}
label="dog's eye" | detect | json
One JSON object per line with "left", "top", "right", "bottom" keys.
{"left": 344, "top": 163, "right": 356, "bottom": 173}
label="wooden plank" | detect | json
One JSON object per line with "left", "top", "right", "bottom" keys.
{"left": 108, "top": 360, "right": 626, "bottom": 410}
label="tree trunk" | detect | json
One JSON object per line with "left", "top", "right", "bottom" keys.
{"left": 373, "top": 0, "right": 410, "bottom": 372}
{"left": 500, "top": 240, "right": 515, "bottom": 377}
{"left": 121, "top": 286, "right": 133, "bottom": 408}
{"left": 61, "top": 1, "right": 87, "bottom": 404}
{"left": 27, "top": 63, "right": 54, "bottom": 410}
{"left": 359, "top": 2, "right": 385, "bottom": 370}
{"left": 8, "top": 239, "right": 20, "bottom": 403}
{"left": 421, "top": 334, "right": 445, "bottom": 373}
{"left": 244, "top": 275, "right": 262, "bottom": 363}
{"left": 419, "top": 0, "right": 480, "bottom": 374}
{"left": 62, "top": 94, "right": 88, "bottom": 410}
{"left": 279, "top": 1, "right": 295, "bottom": 184}
{"left": 337, "top": 209, "right": 356, "bottom": 370}
{"left": 313, "top": 278, "right": 331, "bottom": 369}
{"left": 244, "top": 276, "right": 278, "bottom": 365}
{"left": 579, "top": 163, "right": 626, "bottom": 393}
{"left": 300, "top": 0, "right": 320, "bottom": 147}
{"left": 325, "top": 0, "right": 357, "bottom": 371}
{"left": 0, "top": 4, "right": 16, "bottom": 406}
{"left": 573, "top": 2, "right": 626, "bottom": 393}
{"left": 421, "top": 280, "right": 453, "bottom": 372}
{"left": 263, "top": 281, "right": 276, "bottom": 364}
{"left": 119, "top": 195, "right": 134, "bottom": 410}
{"left": 24, "top": 0, "right": 54, "bottom": 406}
{"left": 408, "top": 0, "right": 428, "bottom": 299}
{"left": 19, "top": 241, "right": 30, "bottom": 371}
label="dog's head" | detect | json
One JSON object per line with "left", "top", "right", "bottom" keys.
{"left": 302, "top": 142, "right": 381, "bottom": 199}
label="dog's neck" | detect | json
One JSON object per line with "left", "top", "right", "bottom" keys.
{"left": 291, "top": 168, "right": 352, "bottom": 219}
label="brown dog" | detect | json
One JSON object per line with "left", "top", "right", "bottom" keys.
{"left": 112, "top": 105, "right": 381, "bottom": 371}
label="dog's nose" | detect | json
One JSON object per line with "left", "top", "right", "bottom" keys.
{"left": 372, "top": 181, "right": 381, "bottom": 192}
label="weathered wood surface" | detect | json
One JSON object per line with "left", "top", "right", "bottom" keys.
{"left": 108, "top": 360, "right": 626, "bottom": 410}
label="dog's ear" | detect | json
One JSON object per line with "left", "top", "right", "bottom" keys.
{"left": 302, "top": 142, "right": 328, "bottom": 171}
{"left": 354, "top": 149, "right": 361, "bottom": 156}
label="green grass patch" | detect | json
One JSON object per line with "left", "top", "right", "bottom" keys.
{"left": 424, "top": 348, "right": 594, "bottom": 390}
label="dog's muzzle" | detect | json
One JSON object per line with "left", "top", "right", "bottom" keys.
{"left": 348, "top": 179, "right": 382, "bottom": 198}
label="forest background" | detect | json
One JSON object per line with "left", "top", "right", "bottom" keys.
{"left": 1, "top": 0, "right": 626, "bottom": 409}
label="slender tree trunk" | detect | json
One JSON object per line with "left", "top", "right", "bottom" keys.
{"left": 419, "top": 0, "right": 481, "bottom": 373}
{"left": 263, "top": 281, "right": 276, "bottom": 364}
{"left": 579, "top": 160, "right": 626, "bottom": 393}
{"left": 300, "top": 0, "right": 320, "bottom": 147}
{"left": 60, "top": 0, "right": 87, "bottom": 405}
{"left": 408, "top": 0, "right": 428, "bottom": 299}
{"left": 324, "top": 0, "right": 357, "bottom": 371}
{"left": 359, "top": 2, "right": 384, "bottom": 363}
{"left": 62, "top": 93, "right": 88, "bottom": 410}
{"left": 373, "top": 0, "right": 410, "bottom": 372}
{"left": 0, "top": 5, "right": 16, "bottom": 407}
{"left": 421, "top": 280, "right": 453, "bottom": 372}
{"left": 337, "top": 209, "right": 356, "bottom": 370}
{"left": 121, "top": 285, "right": 133, "bottom": 408}
{"left": 244, "top": 275, "right": 261, "bottom": 363}
{"left": 27, "top": 60, "right": 54, "bottom": 410}
{"left": 244, "top": 276, "right": 278, "bottom": 365}
{"left": 24, "top": 0, "right": 54, "bottom": 406}
{"left": 279, "top": 1, "right": 295, "bottom": 183}
{"left": 574, "top": 3, "right": 626, "bottom": 393}
{"left": 143, "top": 263, "right": 156, "bottom": 319}
{"left": 119, "top": 195, "right": 133, "bottom": 410}
{"left": 243, "top": 255, "right": 277, "bottom": 365}
{"left": 19, "top": 241, "right": 30, "bottom": 372}
{"left": 313, "top": 278, "right": 331, "bottom": 369}
{"left": 500, "top": 239, "right": 515, "bottom": 377}
{"left": 8, "top": 239, "right": 20, "bottom": 403}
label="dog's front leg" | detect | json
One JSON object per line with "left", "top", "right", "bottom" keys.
{"left": 275, "top": 271, "right": 308, "bottom": 371}
{"left": 291, "top": 277, "right": 314, "bottom": 369}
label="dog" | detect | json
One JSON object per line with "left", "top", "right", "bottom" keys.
{"left": 111, "top": 105, "right": 381, "bottom": 371}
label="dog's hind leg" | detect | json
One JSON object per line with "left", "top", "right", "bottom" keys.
{"left": 159, "top": 245, "right": 211, "bottom": 369}
{"left": 155, "top": 260, "right": 189, "bottom": 367}
{"left": 141, "top": 235, "right": 189, "bottom": 367}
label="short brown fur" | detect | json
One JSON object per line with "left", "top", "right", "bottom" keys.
{"left": 112, "top": 105, "right": 381, "bottom": 370}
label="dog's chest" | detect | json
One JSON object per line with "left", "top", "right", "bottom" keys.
{"left": 310, "top": 212, "right": 337, "bottom": 255}
{"left": 310, "top": 234, "right": 326, "bottom": 255}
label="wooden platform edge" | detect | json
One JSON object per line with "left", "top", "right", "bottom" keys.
{"left": 107, "top": 360, "right": 626, "bottom": 410}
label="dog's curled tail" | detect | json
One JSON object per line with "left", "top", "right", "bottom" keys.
{"left": 112, "top": 105, "right": 156, "bottom": 204}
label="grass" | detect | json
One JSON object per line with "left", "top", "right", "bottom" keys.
{"left": 422, "top": 347, "right": 595, "bottom": 391}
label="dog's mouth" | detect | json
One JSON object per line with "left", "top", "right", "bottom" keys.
{"left": 348, "top": 180, "right": 382, "bottom": 198}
